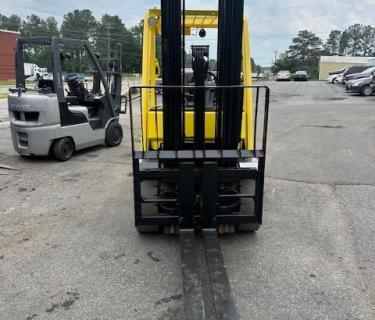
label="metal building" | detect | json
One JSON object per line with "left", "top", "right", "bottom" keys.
{"left": 319, "top": 56, "right": 375, "bottom": 80}
{"left": 0, "top": 29, "right": 20, "bottom": 81}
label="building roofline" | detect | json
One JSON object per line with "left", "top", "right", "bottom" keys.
{"left": 320, "top": 55, "right": 375, "bottom": 63}
{"left": 0, "top": 29, "right": 21, "bottom": 35}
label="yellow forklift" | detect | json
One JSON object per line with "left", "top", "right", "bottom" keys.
{"left": 128, "top": 1, "right": 270, "bottom": 318}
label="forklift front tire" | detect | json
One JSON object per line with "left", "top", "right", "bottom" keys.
{"left": 53, "top": 137, "right": 75, "bottom": 161}
{"left": 105, "top": 122, "right": 123, "bottom": 147}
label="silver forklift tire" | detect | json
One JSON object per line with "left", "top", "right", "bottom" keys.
{"left": 237, "top": 223, "right": 260, "bottom": 232}
{"left": 53, "top": 137, "right": 74, "bottom": 161}
{"left": 105, "top": 122, "right": 123, "bottom": 147}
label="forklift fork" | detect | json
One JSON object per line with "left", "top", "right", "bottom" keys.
{"left": 180, "top": 230, "right": 238, "bottom": 320}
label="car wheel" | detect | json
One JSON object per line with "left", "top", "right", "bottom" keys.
{"left": 53, "top": 137, "right": 74, "bottom": 161}
{"left": 105, "top": 121, "right": 123, "bottom": 147}
{"left": 361, "top": 85, "right": 373, "bottom": 96}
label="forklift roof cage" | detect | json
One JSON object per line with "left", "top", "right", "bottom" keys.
{"left": 15, "top": 36, "right": 117, "bottom": 121}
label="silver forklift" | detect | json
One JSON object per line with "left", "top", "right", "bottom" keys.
{"left": 8, "top": 37, "right": 123, "bottom": 161}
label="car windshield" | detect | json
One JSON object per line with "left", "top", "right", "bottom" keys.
{"left": 361, "top": 66, "right": 375, "bottom": 74}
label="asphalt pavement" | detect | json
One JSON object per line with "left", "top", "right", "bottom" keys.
{"left": 0, "top": 81, "right": 374, "bottom": 320}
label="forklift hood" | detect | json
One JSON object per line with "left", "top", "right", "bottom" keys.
{"left": 8, "top": 93, "right": 60, "bottom": 127}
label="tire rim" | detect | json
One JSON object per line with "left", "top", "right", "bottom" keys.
{"left": 363, "top": 86, "right": 372, "bottom": 96}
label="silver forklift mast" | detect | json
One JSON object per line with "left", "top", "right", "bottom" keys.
{"left": 13, "top": 37, "right": 119, "bottom": 125}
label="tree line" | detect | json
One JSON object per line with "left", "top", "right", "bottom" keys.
{"left": 1, "top": 11, "right": 267, "bottom": 76}
{"left": 0, "top": 11, "right": 142, "bottom": 73}
{"left": 273, "top": 24, "right": 375, "bottom": 79}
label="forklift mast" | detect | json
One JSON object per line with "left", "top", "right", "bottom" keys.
{"left": 128, "top": 1, "right": 270, "bottom": 318}
{"left": 129, "top": 0, "right": 270, "bottom": 231}
{"left": 14, "top": 37, "right": 121, "bottom": 124}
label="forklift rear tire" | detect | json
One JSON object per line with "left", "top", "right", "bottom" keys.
{"left": 237, "top": 223, "right": 260, "bottom": 232}
{"left": 105, "top": 122, "right": 123, "bottom": 147}
{"left": 53, "top": 137, "right": 74, "bottom": 161}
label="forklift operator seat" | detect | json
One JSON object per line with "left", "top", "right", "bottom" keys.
{"left": 67, "top": 105, "right": 89, "bottom": 120}
{"left": 66, "top": 75, "right": 91, "bottom": 102}
{"left": 64, "top": 75, "right": 92, "bottom": 120}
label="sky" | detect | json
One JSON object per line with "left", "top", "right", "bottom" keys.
{"left": 1, "top": 0, "right": 375, "bottom": 66}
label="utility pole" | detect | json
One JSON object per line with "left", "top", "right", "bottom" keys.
{"left": 274, "top": 50, "right": 278, "bottom": 64}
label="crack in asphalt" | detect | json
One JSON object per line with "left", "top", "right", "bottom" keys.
{"left": 266, "top": 176, "right": 375, "bottom": 187}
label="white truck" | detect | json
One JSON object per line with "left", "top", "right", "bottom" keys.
{"left": 24, "top": 63, "right": 48, "bottom": 80}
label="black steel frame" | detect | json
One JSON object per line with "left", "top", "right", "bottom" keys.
{"left": 14, "top": 36, "right": 118, "bottom": 126}
{"left": 129, "top": 85, "right": 270, "bottom": 231}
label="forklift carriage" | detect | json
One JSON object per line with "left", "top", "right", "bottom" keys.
{"left": 129, "top": 84, "right": 269, "bottom": 233}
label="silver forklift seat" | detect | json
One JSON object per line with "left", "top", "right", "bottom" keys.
{"left": 68, "top": 106, "right": 89, "bottom": 121}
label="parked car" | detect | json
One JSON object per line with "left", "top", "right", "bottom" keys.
{"left": 251, "top": 72, "right": 264, "bottom": 80}
{"left": 294, "top": 71, "right": 308, "bottom": 81}
{"left": 341, "top": 65, "right": 371, "bottom": 84}
{"left": 344, "top": 66, "right": 375, "bottom": 83}
{"left": 252, "top": 73, "right": 265, "bottom": 80}
{"left": 346, "top": 76, "right": 374, "bottom": 96}
{"left": 334, "top": 72, "right": 345, "bottom": 84}
{"left": 327, "top": 73, "right": 340, "bottom": 83}
{"left": 64, "top": 73, "right": 85, "bottom": 81}
{"left": 276, "top": 70, "right": 292, "bottom": 81}
{"left": 329, "top": 68, "right": 346, "bottom": 75}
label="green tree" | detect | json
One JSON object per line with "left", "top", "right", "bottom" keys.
{"left": 324, "top": 30, "right": 341, "bottom": 56}
{"left": 251, "top": 58, "right": 261, "bottom": 73}
{"left": 209, "top": 59, "right": 217, "bottom": 71}
{"left": 0, "top": 14, "right": 21, "bottom": 31}
{"left": 272, "top": 52, "right": 298, "bottom": 74}
{"left": 337, "top": 24, "right": 375, "bottom": 56}
{"left": 61, "top": 10, "right": 97, "bottom": 72}
{"left": 338, "top": 30, "right": 349, "bottom": 55}
{"left": 286, "top": 30, "right": 323, "bottom": 78}
{"left": 61, "top": 9, "right": 97, "bottom": 40}
{"left": 251, "top": 58, "right": 256, "bottom": 71}
{"left": 94, "top": 14, "right": 141, "bottom": 73}
{"left": 21, "top": 15, "right": 59, "bottom": 69}
{"left": 22, "top": 15, "right": 59, "bottom": 37}
{"left": 360, "top": 25, "right": 375, "bottom": 56}
{"left": 345, "top": 24, "right": 364, "bottom": 56}
{"left": 130, "top": 22, "right": 144, "bottom": 73}
{"left": 288, "top": 30, "right": 323, "bottom": 62}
